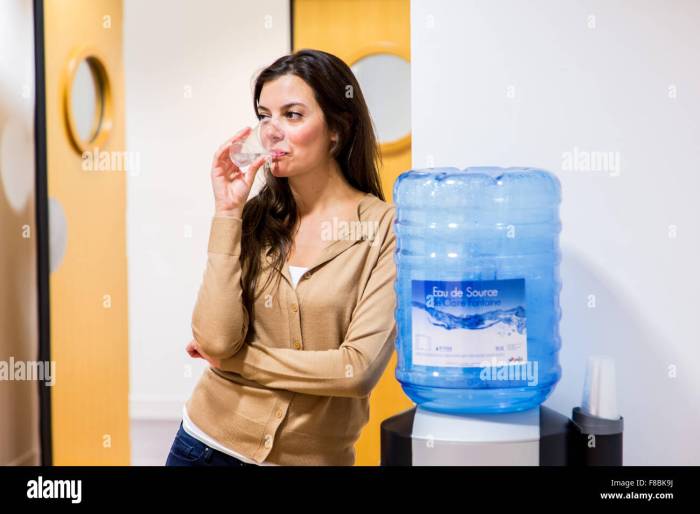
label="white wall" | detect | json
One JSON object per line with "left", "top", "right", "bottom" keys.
{"left": 411, "top": 0, "right": 700, "bottom": 464}
{"left": 0, "top": 0, "right": 40, "bottom": 466}
{"left": 124, "top": 0, "right": 290, "bottom": 419}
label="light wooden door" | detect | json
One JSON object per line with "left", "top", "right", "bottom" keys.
{"left": 293, "top": 0, "right": 413, "bottom": 466}
{"left": 44, "top": 0, "right": 129, "bottom": 465}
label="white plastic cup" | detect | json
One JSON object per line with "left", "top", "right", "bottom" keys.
{"left": 581, "top": 355, "right": 619, "bottom": 420}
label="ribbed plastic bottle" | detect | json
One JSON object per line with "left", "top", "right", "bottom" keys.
{"left": 393, "top": 166, "right": 562, "bottom": 414}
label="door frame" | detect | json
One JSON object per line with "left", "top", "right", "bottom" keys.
{"left": 33, "top": 0, "right": 53, "bottom": 467}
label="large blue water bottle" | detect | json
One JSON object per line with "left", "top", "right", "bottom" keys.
{"left": 393, "top": 166, "right": 562, "bottom": 414}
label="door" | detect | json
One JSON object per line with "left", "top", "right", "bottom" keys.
{"left": 292, "top": 0, "right": 413, "bottom": 466}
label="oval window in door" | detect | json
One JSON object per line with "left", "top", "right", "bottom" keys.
{"left": 63, "top": 50, "right": 113, "bottom": 154}
{"left": 351, "top": 52, "right": 411, "bottom": 154}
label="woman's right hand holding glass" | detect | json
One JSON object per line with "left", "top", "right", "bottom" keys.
{"left": 211, "top": 127, "right": 268, "bottom": 218}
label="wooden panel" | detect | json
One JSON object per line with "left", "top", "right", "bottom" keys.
{"left": 293, "top": 0, "right": 413, "bottom": 466}
{"left": 44, "top": 0, "right": 129, "bottom": 464}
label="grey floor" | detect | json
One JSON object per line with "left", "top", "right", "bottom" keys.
{"left": 130, "top": 418, "right": 181, "bottom": 466}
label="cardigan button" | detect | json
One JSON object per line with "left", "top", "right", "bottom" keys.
{"left": 293, "top": 340, "right": 302, "bottom": 350}
{"left": 291, "top": 303, "right": 298, "bottom": 312}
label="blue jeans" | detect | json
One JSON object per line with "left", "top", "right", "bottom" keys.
{"left": 165, "top": 421, "right": 256, "bottom": 467}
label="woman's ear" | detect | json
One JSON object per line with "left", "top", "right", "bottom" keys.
{"left": 330, "top": 132, "right": 340, "bottom": 156}
{"left": 329, "top": 127, "right": 341, "bottom": 155}
{"left": 330, "top": 113, "right": 352, "bottom": 155}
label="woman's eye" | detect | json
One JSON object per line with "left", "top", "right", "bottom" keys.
{"left": 286, "top": 111, "right": 302, "bottom": 119}
{"left": 257, "top": 113, "right": 270, "bottom": 120}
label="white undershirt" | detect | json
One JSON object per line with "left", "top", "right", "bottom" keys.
{"left": 182, "top": 406, "right": 277, "bottom": 465}
{"left": 181, "top": 266, "right": 309, "bottom": 465}
{"left": 288, "top": 265, "right": 309, "bottom": 288}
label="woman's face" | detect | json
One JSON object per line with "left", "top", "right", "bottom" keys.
{"left": 256, "top": 74, "right": 336, "bottom": 177}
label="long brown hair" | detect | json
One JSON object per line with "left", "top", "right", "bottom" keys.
{"left": 240, "top": 49, "right": 384, "bottom": 325}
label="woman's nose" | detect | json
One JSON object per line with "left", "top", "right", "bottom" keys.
{"left": 263, "top": 120, "right": 286, "bottom": 143}
{"left": 262, "top": 117, "right": 281, "bottom": 132}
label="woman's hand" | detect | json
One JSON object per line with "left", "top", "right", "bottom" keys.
{"left": 186, "top": 339, "right": 221, "bottom": 368}
{"left": 211, "top": 127, "right": 269, "bottom": 217}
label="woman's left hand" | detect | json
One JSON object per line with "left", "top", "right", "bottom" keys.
{"left": 186, "top": 339, "right": 221, "bottom": 368}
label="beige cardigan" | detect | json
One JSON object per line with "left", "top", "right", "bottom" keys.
{"left": 185, "top": 193, "right": 398, "bottom": 465}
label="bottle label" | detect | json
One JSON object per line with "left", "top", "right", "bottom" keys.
{"left": 411, "top": 279, "right": 527, "bottom": 368}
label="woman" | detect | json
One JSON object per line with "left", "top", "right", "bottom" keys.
{"left": 165, "top": 49, "right": 397, "bottom": 466}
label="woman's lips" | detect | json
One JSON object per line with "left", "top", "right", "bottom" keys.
{"left": 271, "top": 150, "right": 288, "bottom": 160}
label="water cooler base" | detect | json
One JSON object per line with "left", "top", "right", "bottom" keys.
{"left": 380, "top": 404, "right": 573, "bottom": 466}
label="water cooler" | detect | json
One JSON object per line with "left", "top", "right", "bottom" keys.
{"left": 381, "top": 167, "right": 623, "bottom": 466}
